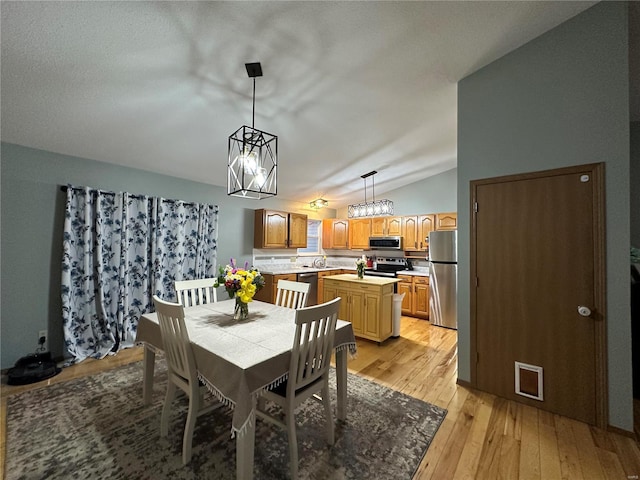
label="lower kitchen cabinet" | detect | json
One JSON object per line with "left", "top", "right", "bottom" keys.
{"left": 253, "top": 273, "right": 297, "bottom": 304}
{"left": 323, "top": 275, "right": 396, "bottom": 343}
{"left": 317, "top": 270, "right": 341, "bottom": 305}
{"left": 397, "top": 274, "right": 430, "bottom": 319}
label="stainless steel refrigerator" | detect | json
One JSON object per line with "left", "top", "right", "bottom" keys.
{"left": 428, "top": 230, "right": 457, "bottom": 329}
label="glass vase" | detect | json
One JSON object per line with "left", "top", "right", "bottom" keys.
{"left": 234, "top": 297, "right": 249, "bottom": 320}
{"left": 357, "top": 267, "right": 364, "bottom": 279}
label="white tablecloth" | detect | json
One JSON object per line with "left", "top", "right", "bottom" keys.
{"left": 136, "top": 299, "right": 357, "bottom": 436}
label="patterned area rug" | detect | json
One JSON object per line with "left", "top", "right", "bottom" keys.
{"left": 5, "top": 359, "right": 446, "bottom": 479}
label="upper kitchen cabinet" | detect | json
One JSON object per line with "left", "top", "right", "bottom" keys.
{"left": 435, "top": 212, "right": 457, "bottom": 231}
{"left": 349, "top": 218, "right": 371, "bottom": 250}
{"left": 371, "top": 216, "right": 402, "bottom": 237}
{"left": 254, "top": 209, "right": 308, "bottom": 249}
{"left": 322, "top": 219, "right": 349, "bottom": 250}
{"left": 402, "top": 214, "right": 435, "bottom": 251}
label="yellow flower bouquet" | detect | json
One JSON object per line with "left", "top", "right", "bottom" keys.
{"left": 214, "top": 258, "right": 265, "bottom": 319}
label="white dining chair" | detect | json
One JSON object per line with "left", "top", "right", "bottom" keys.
{"left": 275, "top": 279, "right": 310, "bottom": 309}
{"left": 256, "top": 297, "right": 341, "bottom": 479}
{"left": 174, "top": 277, "right": 218, "bottom": 307}
{"left": 152, "top": 295, "right": 221, "bottom": 465}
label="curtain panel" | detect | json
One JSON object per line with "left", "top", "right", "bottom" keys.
{"left": 61, "top": 186, "right": 218, "bottom": 363}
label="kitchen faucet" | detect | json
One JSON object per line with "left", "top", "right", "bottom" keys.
{"left": 313, "top": 256, "right": 326, "bottom": 268}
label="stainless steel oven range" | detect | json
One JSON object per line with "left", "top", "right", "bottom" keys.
{"left": 364, "top": 257, "right": 406, "bottom": 278}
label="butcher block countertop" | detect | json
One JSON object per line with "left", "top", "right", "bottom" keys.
{"left": 324, "top": 274, "right": 401, "bottom": 286}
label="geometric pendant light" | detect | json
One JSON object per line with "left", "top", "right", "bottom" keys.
{"left": 228, "top": 62, "right": 278, "bottom": 199}
{"left": 347, "top": 170, "right": 394, "bottom": 218}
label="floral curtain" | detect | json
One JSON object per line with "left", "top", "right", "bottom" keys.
{"left": 61, "top": 185, "right": 218, "bottom": 363}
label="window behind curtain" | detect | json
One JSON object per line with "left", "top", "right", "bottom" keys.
{"left": 297, "top": 219, "right": 321, "bottom": 255}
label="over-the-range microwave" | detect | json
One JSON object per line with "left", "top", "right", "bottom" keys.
{"left": 368, "top": 236, "right": 403, "bottom": 250}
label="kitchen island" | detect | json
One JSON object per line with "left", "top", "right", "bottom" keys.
{"left": 323, "top": 274, "right": 400, "bottom": 343}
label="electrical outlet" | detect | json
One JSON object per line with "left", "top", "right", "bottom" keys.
{"left": 290, "top": 256, "right": 297, "bottom": 263}
{"left": 38, "top": 330, "right": 47, "bottom": 347}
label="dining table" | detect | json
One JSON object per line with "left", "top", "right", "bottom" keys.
{"left": 135, "top": 298, "right": 357, "bottom": 480}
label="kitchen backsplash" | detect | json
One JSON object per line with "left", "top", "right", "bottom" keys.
{"left": 252, "top": 252, "right": 430, "bottom": 272}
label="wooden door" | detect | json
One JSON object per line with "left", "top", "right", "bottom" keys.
{"left": 288, "top": 213, "right": 308, "bottom": 248}
{"left": 349, "top": 219, "right": 371, "bottom": 249}
{"left": 397, "top": 276, "right": 413, "bottom": 315}
{"left": 387, "top": 217, "right": 402, "bottom": 236}
{"left": 435, "top": 212, "right": 457, "bottom": 231}
{"left": 471, "top": 163, "right": 605, "bottom": 426}
{"left": 322, "top": 219, "right": 348, "bottom": 249}
{"left": 372, "top": 217, "right": 402, "bottom": 236}
{"left": 363, "top": 292, "right": 380, "bottom": 338}
{"left": 417, "top": 215, "right": 436, "bottom": 250}
{"left": 371, "top": 217, "right": 386, "bottom": 237}
{"left": 402, "top": 216, "right": 419, "bottom": 250}
{"left": 413, "top": 277, "right": 430, "bottom": 318}
{"left": 264, "top": 210, "right": 288, "bottom": 247}
{"left": 332, "top": 220, "right": 349, "bottom": 248}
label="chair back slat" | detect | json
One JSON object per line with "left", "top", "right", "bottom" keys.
{"left": 153, "top": 295, "right": 198, "bottom": 384}
{"left": 175, "top": 278, "right": 218, "bottom": 307}
{"left": 289, "top": 297, "right": 341, "bottom": 393}
{"left": 275, "top": 280, "right": 310, "bottom": 309}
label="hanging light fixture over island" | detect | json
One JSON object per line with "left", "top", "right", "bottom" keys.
{"left": 347, "top": 170, "right": 394, "bottom": 218}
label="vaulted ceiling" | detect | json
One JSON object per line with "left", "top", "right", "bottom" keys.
{"left": 5, "top": 1, "right": 634, "bottom": 208}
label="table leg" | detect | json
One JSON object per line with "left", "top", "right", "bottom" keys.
{"left": 236, "top": 398, "right": 256, "bottom": 480}
{"left": 142, "top": 344, "right": 156, "bottom": 405}
{"left": 335, "top": 348, "right": 347, "bottom": 421}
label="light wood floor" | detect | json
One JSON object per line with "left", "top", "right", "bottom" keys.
{"left": 2, "top": 316, "right": 640, "bottom": 479}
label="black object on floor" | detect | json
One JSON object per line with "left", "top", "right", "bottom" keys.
{"left": 7, "top": 352, "right": 61, "bottom": 385}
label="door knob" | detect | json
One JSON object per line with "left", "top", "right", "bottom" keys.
{"left": 577, "top": 305, "right": 592, "bottom": 317}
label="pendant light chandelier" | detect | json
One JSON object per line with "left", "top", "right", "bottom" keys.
{"left": 347, "top": 170, "right": 394, "bottom": 218}
{"left": 228, "top": 62, "right": 278, "bottom": 199}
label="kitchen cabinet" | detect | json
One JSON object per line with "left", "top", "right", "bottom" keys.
{"left": 322, "top": 219, "right": 349, "bottom": 249}
{"left": 371, "top": 216, "right": 402, "bottom": 237}
{"left": 397, "top": 274, "right": 429, "bottom": 319}
{"left": 348, "top": 219, "right": 371, "bottom": 250}
{"left": 435, "top": 212, "right": 457, "bottom": 231}
{"left": 253, "top": 273, "right": 298, "bottom": 304}
{"left": 397, "top": 276, "right": 413, "bottom": 316}
{"left": 402, "top": 214, "right": 435, "bottom": 251}
{"left": 323, "top": 274, "right": 397, "bottom": 343}
{"left": 254, "top": 209, "right": 307, "bottom": 249}
{"left": 317, "top": 270, "right": 341, "bottom": 303}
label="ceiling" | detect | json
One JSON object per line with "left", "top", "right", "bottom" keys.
{"left": 3, "top": 1, "right": 635, "bottom": 208}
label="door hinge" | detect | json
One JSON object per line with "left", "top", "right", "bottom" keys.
{"left": 474, "top": 201, "right": 478, "bottom": 212}
{"left": 476, "top": 351, "right": 479, "bottom": 363}
{"left": 475, "top": 277, "right": 479, "bottom": 287}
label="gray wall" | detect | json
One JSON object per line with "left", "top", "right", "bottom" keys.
{"left": 457, "top": 2, "right": 631, "bottom": 430}
{"left": 0, "top": 142, "right": 334, "bottom": 369}
{"left": 335, "top": 167, "right": 457, "bottom": 218}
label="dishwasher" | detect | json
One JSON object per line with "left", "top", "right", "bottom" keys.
{"left": 296, "top": 272, "right": 318, "bottom": 306}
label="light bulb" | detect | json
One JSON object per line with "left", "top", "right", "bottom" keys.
{"left": 236, "top": 148, "right": 258, "bottom": 174}
{"left": 254, "top": 167, "right": 268, "bottom": 188}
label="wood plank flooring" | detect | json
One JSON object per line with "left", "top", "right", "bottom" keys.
{"left": 2, "top": 316, "right": 639, "bottom": 479}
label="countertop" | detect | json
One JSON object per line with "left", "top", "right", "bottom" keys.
{"left": 396, "top": 269, "right": 429, "bottom": 277}
{"left": 257, "top": 266, "right": 345, "bottom": 275}
{"left": 257, "top": 266, "right": 429, "bottom": 277}
{"left": 322, "top": 274, "right": 401, "bottom": 286}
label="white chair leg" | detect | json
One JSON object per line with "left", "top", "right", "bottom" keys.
{"left": 286, "top": 410, "right": 298, "bottom": 479}
{"left": 182, "top": 390, "right": 201, "bottom": 465}
{"left": 161, "top": 381, "right": 177, "bottom": 437}
{"left": 321, "top": 382, "right": 334, "bottom": 445}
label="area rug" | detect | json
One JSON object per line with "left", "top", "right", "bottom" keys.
{"left": 5, "top": 359, "right": 446, "bottom": 480}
